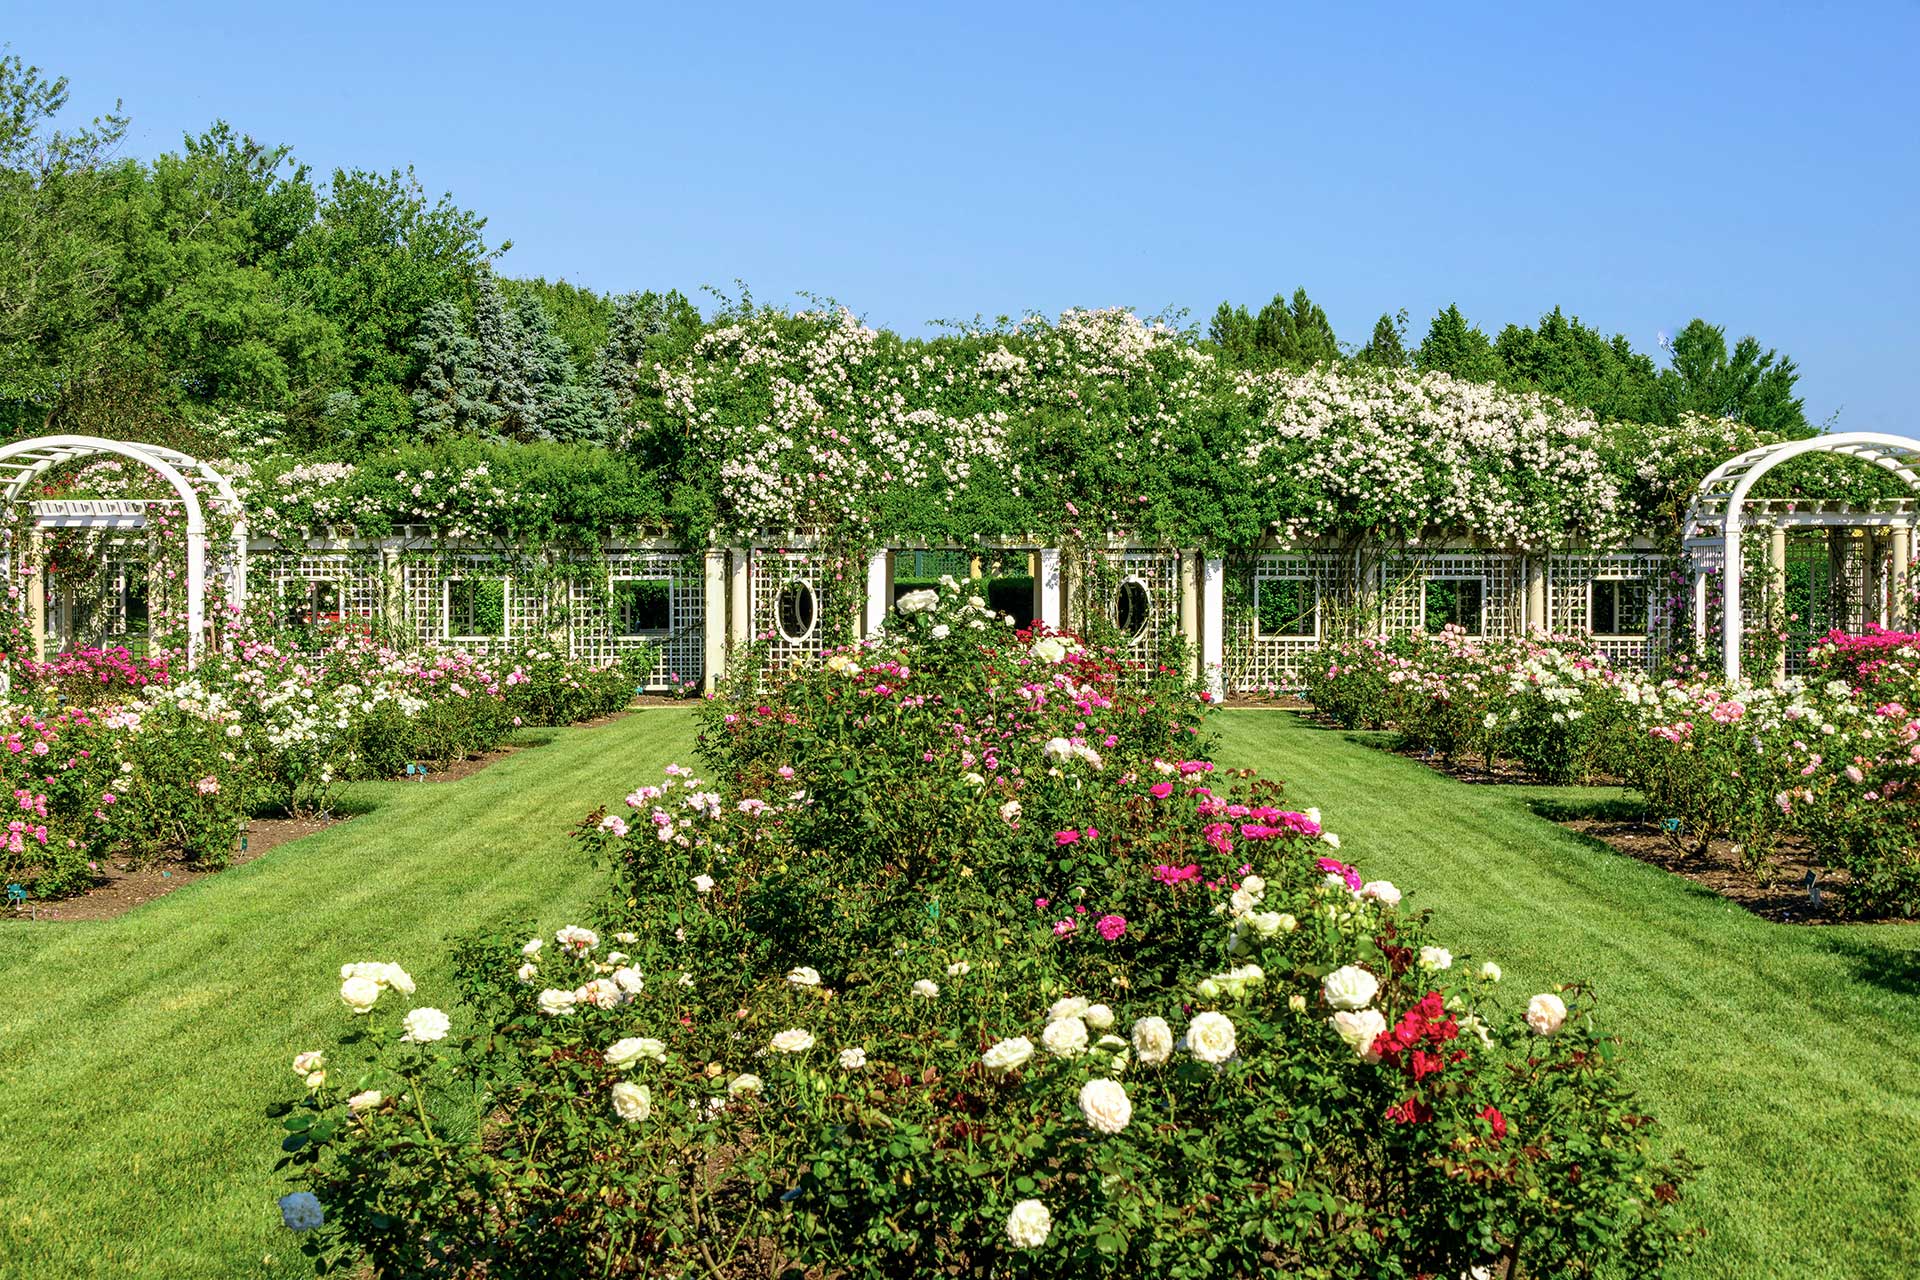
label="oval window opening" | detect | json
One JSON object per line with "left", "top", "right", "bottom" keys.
{"left": 1112, "top": 578, "right": 1151, "bottom": 639}
{"left": 776, "top": 580, "right": 817, "bottom": 641}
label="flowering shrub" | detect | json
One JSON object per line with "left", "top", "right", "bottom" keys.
{"left": 271, "top": 579, "right": 1692, "bottom": 1276}
{"left": 1312, "top": 631, "right": 1920, "bottom": 916}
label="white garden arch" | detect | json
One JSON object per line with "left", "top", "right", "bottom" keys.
{"left": 1684, "top": 432, "right": 1920, "bottom": 683}
{"left": 0, "top": 436, "right": 248, "bottom": 662}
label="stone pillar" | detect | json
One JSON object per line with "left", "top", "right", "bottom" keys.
{"left": 1202, "top": 556, "right": 1225, "bottom": 699}
{"left": 1038, "top": 549, "right": 1063, "bottom": 630}
{"left": 1893, "top": 523, "right": 1912, "bottom": 628}
{"left": 1179, "top": 551, "right": 1201, "bottom": 681}
{"left": 1524, "top": 555, "right": 1547, "bottom": 635}
{"left": 727, "top": 547, "right": 750, "bottom": 649}
{"left": 1768, "top": 524, "right": 1788, "bottom": 684}
{"left": 702, "top": 549, "right": 727, "bottom": 690}
{"left": 863, "top": 549, "right": 891, "bottom": 637}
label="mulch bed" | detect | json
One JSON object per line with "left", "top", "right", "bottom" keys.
{"left": 1557, "top": 815, "right": 1858, "bottom": 925}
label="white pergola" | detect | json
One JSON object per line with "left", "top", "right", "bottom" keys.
{"left": 1684, "top": 432, "right": 1920, "bottom": 683}
{"left": 0, "top": 436, "right": 248, "bottom": 663}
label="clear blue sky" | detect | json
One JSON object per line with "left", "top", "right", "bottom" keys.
{"left": 14, "top": 2, "right": 1918, "bottom": 430}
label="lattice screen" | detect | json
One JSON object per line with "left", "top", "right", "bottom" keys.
{"left": 752, "top": 547, "right": 834, "bottom": 671}
{"left": 257, "top": 551, "right": 386, "bottom": 638}
{"left": 1380, "top": 551, "right": 1523, "bottom": 640}
{"left": 1076, "top": 548, "right": 1183, "bottom": 671}
{"left": 1226, "top": 552, "right": 1351, "bottom": 692}
{"left": 1546, "top": 551, "right": 1668, "bottom": 668}
{"left": 568, "top": 549, "right": 705, "bottom": 690}
{"left": 402, "top": 551, "right": 551, "bottom": 653}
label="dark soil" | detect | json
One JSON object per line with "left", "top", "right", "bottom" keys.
{"left": 1557, "top": 815, "right": 1862, "bottom": 926}
{"left": 4, "top": 813, "right": 348, "bottom": 923}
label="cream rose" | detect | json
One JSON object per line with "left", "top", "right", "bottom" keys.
{"left": 1077, "top": 1077, "right": 1133, "bottom": 1134}
{"left": 1082, "top": 1003, "right": 1114, "bottom": 1030}
{"left": 981, "top": 1036, "right": 1035, "bottom": 1072}
{"left": 610, "top": 1080, "right": 652, "bottom": 1123}
{"left": 1005, "top": 1197, "right": 1052, "bottom": 1248}
{"left": 1526, "top": 993, "right": 1568, "bottom": 1036}
{"left": 1417, "top": 946, "right": 1453, "bottom": 972}
{"left": 786, "top": 966, "right": 821, "bottom": 987}
{"left": 1360, "top": 880, "right": 1401, "bottom": 906}
{"left": 1331, "top": 1008, "right": 1388, "bottom": 1061}
{"left": 1321, "top": 965, "right": 1380, "bottom": 1011}
{"left": 400, "top": 1007, "right": 451, "bottom": 1043}
{"left": 605, "top": 1036, "right": 665, "bottom": 1068}
{"left": 769, "top": 1028, "right": 815, "bottom": 1053}
{"left": 1047, "top": 995, "right": 1090, "bottom": 1022}
{"left": 727, "top": 1072, "right": 763, "bottom": 1096}
{"left": 1130, "top": 1016, "right": 1173, "bottom": 1066}
{"left": 1185, "top": 1011, "right": 1236, "bottom": 1064}
{"left": 537, "top": 988, "right": 578, "bottom": 1017}
{"left": 1480, "top": 961, "right": 1503, "bottom": 982}
{"left": 346, "top": 1089, "right": 383, "bottom": 1115}
{"left": 340, "top": 974, "right": 382, "bottom": 1014}
{"left": 912, "top": 979, "right": 940, "bottom": 999}
{"left": 1040, "top": 1016, "right": 1089, "bottom": 1057}
{"left": 838, "top": 1046, "right": 868, "bottom": 1070}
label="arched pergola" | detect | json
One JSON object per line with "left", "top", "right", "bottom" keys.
{"left": 1684, "top": 431, "right": 1920, "bottom": 683}
{"left": 0, "top": 436, "right": 248, "bottom": 662}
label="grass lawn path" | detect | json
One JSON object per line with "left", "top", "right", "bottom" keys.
{"left": 0, "top": 709, "right": 694, "bottom": 1280}
{"left": 1215, "top": 711, "right": 1920, "bottom": 1280}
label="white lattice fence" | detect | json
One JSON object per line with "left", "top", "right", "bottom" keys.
{"left": 1076, "top": 548, "right": 1182, "bottom": 670}
{"left": 402, "top": 551, "right": 551, "bottom": 653}
{"left": 257, "top": 551, "right": 386, "bottom": 636}
{"left": 1227, "top": 552, "right": 1351, "bottom": 692}
{"left": 1381, "top": 551, "right": 1523, "bottom": 640}
{"left": 568, "top": 549, "right": 705, "bottom": 690}
{"left": 1547, "top": 552, "right": 1667, "bottom": 668}
{"left": 752, "top": 547, "right": 833, "bottom": 672}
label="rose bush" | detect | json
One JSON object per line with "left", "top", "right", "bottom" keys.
{"left": 270, "top": 578, "right": 1693, "bottom": 1277}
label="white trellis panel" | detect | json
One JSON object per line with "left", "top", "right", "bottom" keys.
{"left": 402, "top": 551, "right": 550, "bottom": 653}
{"left": 1227, "top": 551, "right": 1349, "bottom": 692}
{"left": 1081, "top": 547, "right": 1182, "bottom": 671}
{"left": 257, "top": 551, "right": 386, "bottom": 640}
{"left": 1546, "top": 552, "right": 1668, "bottom": 668}
{"left": 568, "top": 548, "right": 705, "bottom": 691}
{"left": 1381, "top": 551, "right": 1523, "bottom": 640}
{"left": 751, "top": 547, "right": 833, "bottom": 672}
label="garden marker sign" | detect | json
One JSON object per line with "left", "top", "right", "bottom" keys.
{"left": 0, "top": 435, "right": 249, "bottom": 664}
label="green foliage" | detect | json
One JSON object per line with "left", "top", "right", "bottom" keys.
{"left": 1208, "top": 286, "right": 1340, "bottom": 368}
{"left": 1415, "top": 303, "right": 1504, "bottom": 382}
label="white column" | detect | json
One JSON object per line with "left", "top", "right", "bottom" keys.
{"left": 1722, "top": 520, "right": 1742, "bottom": 684}
{"left": 1178, "top": 551, "right": 1201, "bottom": 681}
{"left": 1893, "top": 523, "right": 1912, "bottom": 628}
{"left": 1038, "top": 549, "right": 1063, "bottom": 629}
{"left": 231, "top": 523, "right": 249, "bottom": 614}
{"left": 1691, "top": 567, "right": 1708, "bottom": 655}
{"left": 1202, "top": 556, "right": 1225, "bottom": 699}
{"left": 727, "top": 548, "right": 750, "bottom": 649}
{"left": 1769, "top": 525, "right": 1788, "bottom": 684}
{"left": 26, "top": 530, "right": 45, "bottom": 663}
{"left": 186, "top": 528, "right": 206, "bottom": 666}
{"left": 703, "top": 549, "right": 727, "bottom": 690}
{"left": 863, "top": 549, "right": 891, "bottom": 637}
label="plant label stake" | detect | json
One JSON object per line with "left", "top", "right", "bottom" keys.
{"left": 1801, "top": 869, "right": 1821, "bottom": 908}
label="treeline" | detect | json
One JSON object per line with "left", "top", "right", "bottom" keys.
{"left": 0, "top": 55, "right": 698, "bottom": 456}
{"left": 1209, "top": 291, "right": 1810, "bottom": 436}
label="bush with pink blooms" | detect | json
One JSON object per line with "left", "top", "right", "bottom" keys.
{"left": 269, "top": 579, "right": 1693, "bottom": 1278}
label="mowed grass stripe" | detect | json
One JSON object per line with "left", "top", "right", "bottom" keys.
{"left": 1213, "top": 710, "right": 1920, "bottom": 1280}
{"left": 0, "top": 709, "right": 695, "bottom": 1280}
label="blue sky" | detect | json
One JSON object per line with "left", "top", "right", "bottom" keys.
{"left": 15, "top": 2, "right": 1917, "bottom": 429}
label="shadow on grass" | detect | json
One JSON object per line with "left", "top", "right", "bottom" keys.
{"left": 1809, "top": 928, "right": 1920, "bottom": 998}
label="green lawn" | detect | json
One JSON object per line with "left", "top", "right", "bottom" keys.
{"left": 0, "top": 710, "right": 694, "bottom": 1280}
{"left": 4, "top": 707, "right": 1916, "bottom": 1278}
{"left": 1213, "top": 710, "right": 1920, "bottom": 1280}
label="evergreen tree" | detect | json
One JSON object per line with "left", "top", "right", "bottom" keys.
{"left": 1206, "top": 302, "right": 1257, "bottom": 366}
{"left": 1659, "top": 319, "right": 1807, "bottom": 435}
{"left": 1494, "top": 307, "right": 1661, "bottom": 423}
{"left": 1414, "top": 304, "right": 1502, "bottom": 382}
{"left": 409, "top": 299, "right": 492, "bottom": 437}
{"left": 587, "top": 289, "right": 704, "bottom": 439}
{"left": 1358, "top": 310, "right": 1409, "bottom": 367}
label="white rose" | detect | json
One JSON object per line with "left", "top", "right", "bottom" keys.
{"left": 521, "top": 937, "right": 544, "bottom": 956}
{"left": 610, "top": 1080, "right": 652, "bottom": 1123}
{"left": 1479, "top": 961, "right": 1503, "bottom": 982}
{"left": 1130, "top": 1016, "right": 1173, "bottom": 1066}
{"left": 896, "top": 588, "right": 939, "bottom": 615}
{"left": 1185, "top": 1011, "right": 1236, "bottom": 1064}
{"left": 838, "top": 1046, "right": 868, "bottom": 1070}
{"left": 1321, "top": 832, "right": 1341, "bottom": 850}
{"left": 278, "top": 1191, "right": 324, "bottom": 1232}
{"left": 1360, "top": 880, "right": 1401, "bottom": 906}
{"left": 787, "top": 966, "right": 821, "bottom": 987}
{"left": 346, "top": 1089, "right": 382, "bottom": 1115}
{"left": 1241, "top": 875, "right": 1266, "bottom": 897}
{"left": 605, "top": 1036, "right": 666, "bottom": 1068}
{"left": 946, "top": 960, "right": 971, "bottom": 976}
{"left": 1005, "top": 1197, "right": 1052, "bottom": 1249}
{"left": 1526, "top": 993, "right": 1568, "bottom": 1036}
{"left": 912, "top": 979, "right": 940, "bottom": 999}
{"left": 614, "top": 931, "right": 638, "bottom": 944}
{"left": 340, "top": 974, "right": 381, "bottom": 1014}
{"left": 728, "top": 1072, "right": 763, "bottom": 1096}
{"left": 998, "top": 799, "right": 1021, "bottom": 824}
{"left": 1418, "top": 947, "right": 1453, "bottom": 972}
{"left": 693, "top": 874, "right": 715, "bottom": 894}
{"left": 981, "top": 1036, "right": 1035, "bottom": 1072}
{"left": 1082, "top": 1003, "right": 1114, "bottom": 1030}
{"left": 555, "top": 926, "right": 599, "bottom": 953}
{"left": 1322, "top": 966, "right": 1380, "bottom": 1011}
{"left": 515, "top": 961, "right": 538, "bottom": 985}
{"left": 575, "top": 978, "right": 622, "bottom": 1009}
{"left": 1247, "top": 911, "right": 1285, "bottom": 938}
{"left": 1331, "top": 1008, "right": 1388, "bottom": 1061}
{"left": 612, "top": 967, "right": 645, "bottom": 995}
{"left": 1048, "top": 995, "right": 1090, "bottom": 1022}
{"left": 769, "top": 1028, "right": 815, "bottom": 1053}
{"left": 537, "top": 988, "right": 578, "bottom": 1017}
{"left": 400, "top": 1007, "right": 451, "bottom": 1043}
{"left": 380, "top": 964, "right": 416, "bottom": 995}
{"left": 1040, "top": 1016, "right": 1089, "bottom": 1057}
{"left": 291, "top": 1051, "right": 326, "bottom": 1077}
{"left": 931, "top": 624, "right": 951, "bottom": 639}
{"left": 1077, "top": 1077, "right": 1133, "bottom": 1134}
